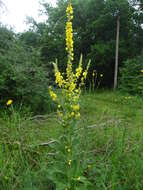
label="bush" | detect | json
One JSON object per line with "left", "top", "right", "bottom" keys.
{"left": 0, "top": 26, "right": 55, "bottom": 113}
{"left": 119, "top": 52, "right": 143, "bottom": 95}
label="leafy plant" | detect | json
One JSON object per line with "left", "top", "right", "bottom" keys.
{"left": 48, "top": 1, "right": 93, "bottom": 189}
{"left": 119, "top": 52, "right": 143, "bottom": 94}
{"left": 0, "top": 26, "right": 54, "bottom": 113}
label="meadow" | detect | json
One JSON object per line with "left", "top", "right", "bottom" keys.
{"left": 0, "top": 0, "right": 143, "bottom": 189}
{"left": 0, "top": 91, "right": 143, "bottom": 190}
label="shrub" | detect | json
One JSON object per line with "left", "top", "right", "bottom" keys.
{"left": 119, "top": 52, "right": 143, "bottom": 95}
{"left": 0, "top": 26, "right": 54, "bottom": 113}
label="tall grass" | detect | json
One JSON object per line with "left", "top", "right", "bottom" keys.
{"left": 0, "top": 92, "right": 143, "bottom": 189}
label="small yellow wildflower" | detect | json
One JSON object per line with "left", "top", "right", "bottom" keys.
{"left": 72, "top": 104, "right": 80, "bottom": 111}
{"left": 77, "top": 176, "right": 80, "bottom": 181}
{"left": 83, "top": 71, "right": 87, "bottom": 79}
{"left": 69, "top": 82, "right": 76, "bottom": 91}
{"left": 71, "top": 112, "right": 75, "bottom": 117}
{"left": 68, "top": 160, "right": 72, "bottom": 166}
{"left": 100, "top": 74, "right": 103, "bottom": 77}
{"left": 75, "top": 66, "right": 82, "bottom": 78}
{"left": 6, "top": 99, "right": 13, "bottom": 106}
{"left": 88, "top": 164, "right": 91, "bottom": 169}
{"left": 75, "top": 89, "right": 79, "bottom": 93}
{"left": 49, "top": 88, "right": 57, "bottom": 101}
{"left": 141, "top": 69, "right": 143, "bottom": 73}
{"left": 67, "top": 149, "right": 71, "bottom": 153}
{"left": 58, "top": 105, "right": 61, "bottom": 108}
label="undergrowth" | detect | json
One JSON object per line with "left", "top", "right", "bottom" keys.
{"left": 0, "top": 91, "right": 143, "bottom": 189}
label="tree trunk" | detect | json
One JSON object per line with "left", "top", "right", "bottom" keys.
{"left": 114, "top": 11, "right": 120, "bottom": 90}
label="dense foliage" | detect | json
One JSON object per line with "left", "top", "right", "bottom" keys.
{"left": 0, "top": 26, "right": 54, "bottom": 113}
{"left": 36, "top": 0, "right": 143, "bottom": 87}
{"left": 119, "top": 52, "right": 143, "bottom": 94}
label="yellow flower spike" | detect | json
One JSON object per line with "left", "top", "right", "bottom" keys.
{"left": 66, "top": 3, "right": 74, "bottom": 64}
{"left": 50, "top": 2, "right": 90, "bottom": 130}
{"left": 6, "top": 99, "right": 13, "bottom": 106}
{"left": 100, "top": 74, "right": 103, "bottom": 77}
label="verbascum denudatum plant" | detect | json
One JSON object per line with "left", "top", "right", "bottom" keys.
{"left": 48, "top": 1, "right": 93, "bottom": 189}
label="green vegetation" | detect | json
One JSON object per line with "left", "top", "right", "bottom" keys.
{"left": 119, "top": 52, "right": 143, "bottom": 95}
{"left": 0, "top": 0, "right": 143, "bottom": 109}
{"left": 0, "top": 92, "right": 143, "bottom": 189}
{"left": 0, "top": 0, "right": 143, "bottom": 189}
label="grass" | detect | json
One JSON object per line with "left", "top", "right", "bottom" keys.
{"left": 0, "top": 90, "right": 143, "bottom": 190}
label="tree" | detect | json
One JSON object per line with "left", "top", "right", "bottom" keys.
{"left": 25, "top": 0, "right": 143, "bottom": 87}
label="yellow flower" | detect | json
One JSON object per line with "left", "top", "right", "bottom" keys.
{"left": 83, "top": 71, "right": 87, "bottom": 79}
{"left": 49, "top": 87, "right": 57, "bottom": 101}
{"left": 77, "top": 176, "right": 80, "bottom": 181}
{"left": 69, "top": 82, "right": 76, "bottom": 91}
{"left": 66, "top": 3, "right": 74, "bottom": 63}
{"left": 68, "top": 160, "right": 72, "bottom": 166}
{"left": 54, "top": 63, "right": 65, "bottom": 88}
{"left": 49, "top": 2, "right": 90, "bottom": 129}
{"left": 75, "top": 89, "right": 79, "bottom": 93}
{"left": 67, "top": 149, "right": 71, "bottom": 153}
{"left": 72, "top": 104, "right": 80, "bottom": 111}
{"left": 75, "top": 66, "right": 82, "bottom": 78}
{"left": 100, "top": 74, "right": 103, "bottom": 77}
{"left": 66, "top": 3, "right": 73, "bottom": 15}
{"left": 6, "top": 99, "right": 13, "bottom": 106}
{"left": 141, "top": 69, "right": 143, "bottom": 73}
{"left": 71, "top": 112, "right": 75, "bottom": 117}
{"left": 88, "top": 164, "right": 91, "bottom": 169}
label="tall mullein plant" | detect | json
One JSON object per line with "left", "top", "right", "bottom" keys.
{"left": 49, "top": 1, "right": 91, "bottom": 189}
